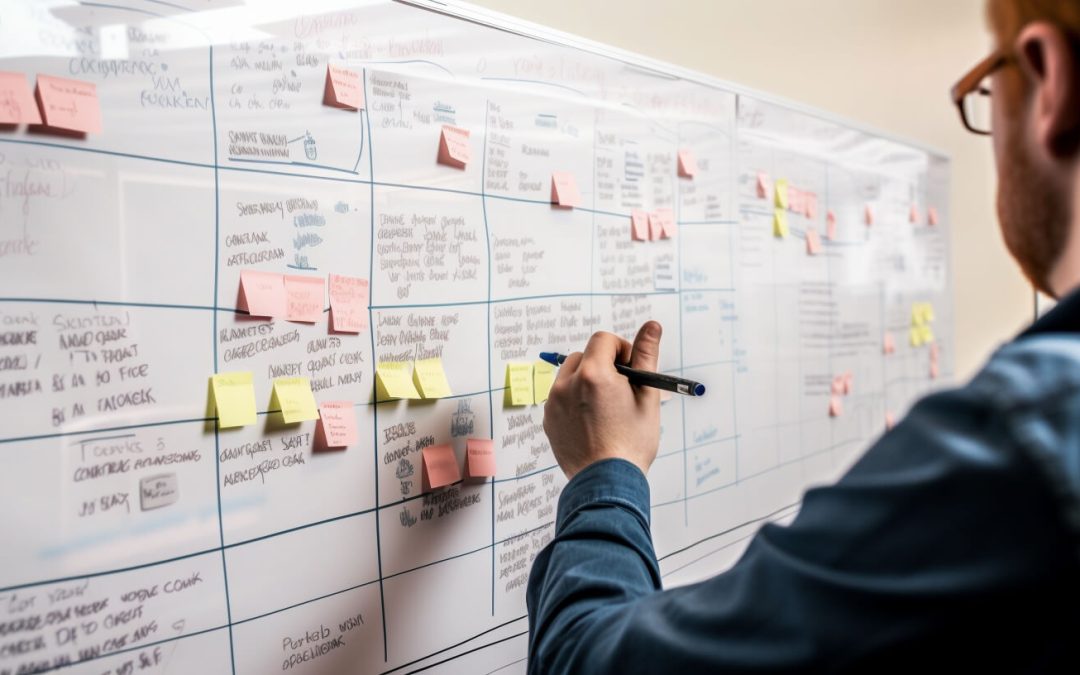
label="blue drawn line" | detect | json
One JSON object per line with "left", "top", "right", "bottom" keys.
{"left": 227, "top": 156, "right": 359, "bottom": 175}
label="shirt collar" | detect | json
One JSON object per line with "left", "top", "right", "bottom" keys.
{"left": 1020, "top": 288, "right": 1080, "bottom": 338}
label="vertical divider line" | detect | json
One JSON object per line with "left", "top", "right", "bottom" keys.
{"left": 729, "top": 101, "right": 740, "bottom": 485}
{"left": 675, "top": 126, "right": 688, "bottom": 528}
{"left": 481, "top": 99, "right": 496, "bottom": 617}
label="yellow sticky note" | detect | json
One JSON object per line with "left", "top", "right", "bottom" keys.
{"left": 772, "top": 209, "right": 788, "bottom": 238}
{"left": 534, "top": 361, "right": 556, "bottom": 403}
{"left": 774, "top": 178, "right": 789, "bottom": 210}
{"left": 920, "top": 325, "right": 935, "bottom": 344}
{"left": 505, "top": 363, "right": 534, "bottom": 406}
{"left": 909, "top": 327, "right": 924, "bottom": 347}
{"left": 412, "top": 357, "right": 452, "bottom": 399}
{"left": 376, "top": 362, "right": 421, "bottom": 401}
{"left": 210, "top": 372, "right": 257, "bottom": 428}
{"left": 923, "top": 304, "right": 936, "bottom": 323}
{"left": 271, "top": 377, "right": 319, "bottom": 423}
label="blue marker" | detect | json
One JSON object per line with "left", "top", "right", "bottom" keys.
{"left": 539, "top": 352, "right": 706, "bottom": 397}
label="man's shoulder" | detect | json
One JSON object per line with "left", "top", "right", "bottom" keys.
{"left": 971, "top": 333, "right": 1080, "bottom": 411}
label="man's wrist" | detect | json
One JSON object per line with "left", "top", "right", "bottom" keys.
{"left": 555, "top": 457, "right": 652, "bottom": 533}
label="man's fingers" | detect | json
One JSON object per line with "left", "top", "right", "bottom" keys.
{"left": 581, "top": 331, "right": 623, "bottom": 372}
{"left": 553, "top": 351, "right": 583, "bottom": 385}
{"left": 630, "top": 321, "right": 662, "bottom": 372}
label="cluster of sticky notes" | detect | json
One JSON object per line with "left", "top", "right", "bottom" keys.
{"left": 829, "top": 371, "right": 853, "bottom": 418}
{"left": 677, "top": 149, "right": 698, "bottom": 178}
{"left": 422, "top": 438, "right": 497, "bottom": 491}
{"left": 504, "top": 361, "right": 556, "bottom": 406}
{"left": 315, "top": 400, "right": 358, "bottom": 449}
{"left": 323, "top": 63, "right": 363, "bottom": 111}
{"left": 375, "top": 359, "right": 452, "bottom": 401}
{"left": 551, "top": 171, "right": 582, "bottom": 208}
{"left": 238, "top": 270, "right": 369, "bottom": 332}
{"left": 437, "top": 124, "right": 471, "bottom": 169}
{"left": 631, "top": 207, "right": 676, "bottom": 242}
{"left": 909, "top": 302, "right": 935, "bottom": 347}
{"left": 209, "top": 372, "right": 323, "bottom": 428}
{"left": 768, "top": 178, "right": 820, "bottom": 240}
{"left": 0, "top": 71, "right": 102, "bottom": 133}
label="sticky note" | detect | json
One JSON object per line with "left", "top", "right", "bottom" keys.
{"left": 829, "top": 395, "right": 843, "bottom": 417}
{"left": 772, "top": 209, "right": 788, "bottom": 238}
{"left": 0, "top": 72, "right": 42, "bottom": 125}
{"left": 928, "top": 206, "right": 939, "bottom": 226}
{"left": 677, "top": 149, "right": 698, "bottom": 178}
{"left": 466, "top": 438, "right": 496, "bottom": 478}
{"left": 930, "top": 343, "right": 940, "bottom": 362}
{"left": 929, "top": 361, "right": 940, "bottom": 379}
{"left": 826, "top": 209, "right": 837, "bottom": 240}
{"left": 843, "top": 372, "right": 853, "bottom": 395}
{"left": 883, "top": 332, "right": 896, "bottom": 355}
{"left": 805, "top": 228, "right": 822, "bottom": 255}
{"left": 316, "top": 401, "right": 358, "bottom": 449}
{"left": 438, "top": 124, "right": 471, "bottom": 169}
{"left": 328, "top": 274, "right": 369, "bottom": 333}
{"left": 271, "top": 377, "right": 319, "bottom": 423}
{"left": 756, "top": 172, "right": 771, "bottom": 199}
{"left": 210, "top": 372, "right": 257, "bottom": 428}
{"left": 651, "top": 208, "right": 676, "bottom": 239}
{"left": 284, "top": 275, "right": 325, "bottom": 323}
{"left": 35, "top": 75, "right": 102, "bottom": 134}
{"left": 806, "top": 193, "right": 818, "bottom": 219}
{"left": 831, "top": 375, "right": 845, "bottom": 396}
{"left": 423, "top": 444, "right": 461, "bottom": 489}
{"left": 886, "top": 412, "right": 896, "bottom": 430}
{"left": 923, "top": 304, "right": 936, "bottom": 322}
{"left": 630, "top": 209, "right": 650, "bottom": 241}
{"left": 864, "top": 204, "right": 874, "bottom": 226}
{"left": 323, "top": 63, "right": 363, "bottom": 110}
{"left": 375, "top": 362, "right": 421, "bottom": 401}
{"left": 551, "top": 171, "right": 582, "bottom": 208}
{"left": 788, "top": 186, "right": 802, "bottom": 215}
{"left": 909, "top": 327, "right": 924, "bottom": 347}
{"left": 774, "top": 178, "right": 789, "bottom": 209}
{"left": 534, "top": 361, "right": 556, "bottom": 403}
{"left": 909, "top": 204, "right": 920, "bottom": 224}
{"left": 505, "top": 363, "right": 534, "bottom": 406}
{"left": 238, "top": 270, "right": 286, "bottom": 318}
{"left": 412, "top": 357, "right": 452, "bottom": 399}
{"left": 920, "top": 325, "right": 935, "bottom": 344}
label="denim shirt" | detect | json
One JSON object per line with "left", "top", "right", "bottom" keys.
{"left": 526, "top": 293, "right": 1080, "bottom": 673}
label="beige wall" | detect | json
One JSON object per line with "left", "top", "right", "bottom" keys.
{"left": 467, "top": 0, "right": 1032, "bottom": 379}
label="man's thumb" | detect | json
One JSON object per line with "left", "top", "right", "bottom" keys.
{"left": 630, "top": 321, "right": 662, "bottom": 372}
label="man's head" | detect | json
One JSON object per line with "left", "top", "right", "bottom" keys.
{"left": 973, "top": 0, "right": 1080, "bottom": 297}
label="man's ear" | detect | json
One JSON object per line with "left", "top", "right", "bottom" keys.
{"left": 1015, "top": 21, "right": 1080, "bottom": 159}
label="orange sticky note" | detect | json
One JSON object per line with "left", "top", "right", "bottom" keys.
{"left": 677, "top": 149, "right": 697, "bottom": 178}
{"left": 651, "top": 208, "right": 676, "bottom": 239}
{"left": 864, "top": 204, "right": 874, "bottom": 226}
{"left": 316, "top": 400, "right": 358, "bottom": 449}
{"left": 928, "top": 206, "right": 939, "bottom": 226}
{"left": 466, "top": 438, "right": 496, "bottom": 478}
{"left": 35, "top": 75, "right": 101, "bottom": 134}
{"left": 551, "top": 171, "right": 582, "bottom": 208}
{"left": 883, "top": 332, "right": 896, "bottom": 355}
{"left": 323, "top": 63, "right": 363, "bottom": 111}
{"left": 630, "top": 209, "right": 650, "bottom": 241}
{"left": 826, "top": 209, "right": 837, "bottom": 240}
{"left": 0, "top": 72, "right": 42, "bottom": 125}
{"left": 806, "top": 228, "right": 822, "bottom": 255}
{"left": 829, "top": 395, "right": 843, "bottom": 417}
{"left": 238, "top": 270, "right": 286, "bottom": 318}
{"left": 328, "top": 274, "right": 369, "bottom": 333}
{"left": 438, "top": 124, "right": 471, "bottom": 169}
{"left": 423, "top": 444, "right": 461, "bottom": 490}
{"left": 909, "top": 204, "right": 920, "bottom": 224}
{"left": 756, "top": 172, "right": 771, "bottom": 199}
{"left": 284, "top": 275, "right": 325, "bottom": 323}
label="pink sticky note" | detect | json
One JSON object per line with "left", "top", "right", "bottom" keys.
{"left": 829, "top": 395, "right": 844, "bottom": 417}
{"left": 806, "top": 228, "right": 822, "bottom": 255}
{"left": 316, "top": 401, "right": 358, "bottom": 449}
{"left": 930, "top": 343, "right": 940, "bottom": 363}
{"left": 831, "top": 375, "right": 845, "bottom": 396}
{"left": 650, "top": 208, "right": 676, "bottom": 239}
{"left": 883, "top": 332, "right": 896, "bottom": 355}
{"left": 238, "top": 270, "right": 286, "bottom": 318}
{"left": 788, "top": 187, "right": 802, "bottom": 215}
{"left": 0, "top": 72, "right": 42, "bottom": 125}
{"left": 551, "top": 171, "right": 582, "bottom": 208}
{"left": 677, "top": 149, "right": 698, "bottom": 178}
{"left": 35, "top": 75, "right": 101, "bottom": 134}
{"left": 756, "top": 172, "right": 771, "bottom": 199}
{"left": 928, "top": 206, "right": 939, "bottom": 226}
{"left": 466, "top": 438, "right": 496, "bottom": 478}
{"left": 843, "top": 372, "right": 853, "bottom": 395}
{"left": 630, "top": 209, "right": 650, "bottom": 241}
{"left": 328, "top": 274, "right": 369, "bottom": 333}
{"left": 438, "top": 124, "right": 471, "bottom": 169}
{"left": 864, "top": 204, "right": 874, "bottom": 226}
{"left": 806, "top": 193, "right": 817, "bottom": 219}
{"left": 909, "top": 204, "right": 920, "bottom": 224}
{"left": 826, "top": 209, "right": 837, "bottom": 240}
{"left": 284, "top": 275, "right": 325, "bottom": 323}
{"left": 323, "top": 64, "right": 363, "bottom": 111}
{"left": 930, "top": 361, "right": 940, "bottom": 379}
{"left": 885, "top": 412, "right": 896, "bottom": 430}
{"left": 423, "top": 444, "right": 461, "bottom": 490}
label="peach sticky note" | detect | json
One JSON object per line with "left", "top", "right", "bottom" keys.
{"left": 284, "top": 274, "right": 325, "bottom": 323}
{"left": 328, "top": 274, "right": 369, "bottom": 333}
{"left": 35, "top": 75, "right": 101, "bottom": 133}
{"left": 423, "top": 444, "right": 461, "bottom": 489}
{"left": 630, "top": 209, "right": 650, "bottom": 242}
{"left": 909, "top": 204, "right": 920, "bottom": 224}
{"left": 788, "top": 186, "right": 802, "bottom": 215}
{"left": 0, "top": 72, "right": 42, "bottom": 125}
{"left": 677, "top": 149, "right": 698, "bottom": 178}
{"left": 930, "top": 342, "right": 940, "bottom": 363}
{"left": 210, "top": 372, "right": 257, "bottom": 428}
{"left": 534, "top": 361, "right": 556, "bottom": 403}
{"left": 806, "top": 193, "right": 818, "bottom": 219}
{"left": 886, "top": 412, "right": 896, "bottom": 430}
{"left": 774, "top": 178, "right": 789, "bottom": 210}
{"left": 438, "top": 124, "right": 471, "bottom": 169}
{"left": 238, "top": 270, "right": 286, "bottom": 318}
{"left": 842, "top": 372, "right": 853, "bottom": 395}
{"left": 883, "top": 332, "right": 896, "bottom": 355}
{"left": 323, "top": 63, "right": 363, "bottom": 111}
{"left": 864, "top": 204, "right": 874, "bottom": 226}
{"left": 831, "top": 375, "right": 845, "bottom": 396}
{"left": 466, "top": 438, "right": 496, "bottom": 478}
{"left": 806, "top": 228, "right": 822, "bottom": 255}
{"left": 829, "top": 395, "right": 844, "bottom": 417}
{"left": 506, "top": 363, "right": 534, "bottom": 406}
{"left": 375, "top": 362, "right": 421, "bottom": 401}
{"left": 826, "top": 209, "right": 837, "bottom": 240}
{"left": 316, "top": 400, "right": 358, "bottom": 449}
{"left": 271, "top": 377, "right": 319, "bottom": 423}
{"left": 412, "top": 357, "right": 452, "bottom": 399}
{"left": 772, "top": 209, "right": 789, "bottom": 238}
{"left": 756, "top": 172, "right": 772, "bottom": 200}
{"left": 651, "top": 208, "right": 676, "bottom": 239}
{"left": 928, "top": 206, "right": 939, "bottom": 226}
{"left": 551, "top": 171, "right": 582, "bottom": 208}
{"left": 929, "top": 361, "right": 940, "bottom": 380}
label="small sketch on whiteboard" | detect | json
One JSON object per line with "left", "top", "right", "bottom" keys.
{"left": 140, "top": 473, "right": 179, "bottom": 511}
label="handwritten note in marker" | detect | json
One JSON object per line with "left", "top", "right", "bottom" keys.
{"left": 375, "top": 362, "right": 421, "bottom": 401}
{"left": 437, "top": 125, "right": 471, "bottom": 169}
{"left": 651, "top": 208, "right": 676, "bottom": 239}
{"left": 35, "top": 75, "right": 102, "bottom": 133}
{"left": 272, "top": 377, "right": 319, "bottom": 423}
{"left": 284, "top": 275, "right": 325, "bottom": 323}
{"left": 829, "top": 395, "right": 844, "bottom": 417}
{"left": 412, "top": 357, "right": 452, "bottom": 399}
{"left": 534, "top": 361, "right": 556, "bottom": 403}
{"left": 630, "top": 209, "right": 650, "bottom": 242}
{"left": 826, "top": 209, "right": 837, "bottom": 240}
{"left": 756, "top": 172, "right": 772, "bottom": 200}
{"left": 806, "top": 228, "right": 822, "bottom": 255}
{"left": 551, "top": 171, "right": 582, "bottom": 208}
{"left": 466, "top": 438, "right": 496, "bottom": 478}
{"left": 316, "top": 401, "right": 357, "bottom": 449}
{"left": 677, "top": 149, "right": 698, "bottom": 178}
{"left": 323, "top": 63, "right": 363, "bottom": 110}
{"left": 0, "top": 72, "right": 42, "bottom": 125}
{"left": 328, "top": 274, "right": 369, "bottom": 333}
{"left": 772, "top": 209, "right": 789, "bottom": 238}
{"left": 238, "top": 270, "right": 286, "bottom": 318}
{"left": 210, "top": 372, "right": 257, "bottom": 428}
{"left": 774, "top": 179, "right": 789, "bottom": 210}
{"left": 505, "top": 363, "right": 534, "bottom": 406}
{"left": 423, "top": 444, "right": 461, "bottom": 489}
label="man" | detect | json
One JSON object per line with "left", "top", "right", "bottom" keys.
{"left": 527, "top": 0, "right": 1080, "bottom": 671}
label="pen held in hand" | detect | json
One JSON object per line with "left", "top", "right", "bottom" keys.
{"left": 538, "top": 352, "right": 706, "bottom": 397}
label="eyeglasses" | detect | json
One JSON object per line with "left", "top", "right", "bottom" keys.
{"left": 951, "top": 48, "right": 1014, "bottom": 135}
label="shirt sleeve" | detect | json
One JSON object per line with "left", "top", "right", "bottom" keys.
{"left": 525, "top": 382, "right": 1080, "bottom": 673}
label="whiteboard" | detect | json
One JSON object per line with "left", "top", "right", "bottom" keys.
{"left": 0, "top": 1, "right": 953, "bottom": 673}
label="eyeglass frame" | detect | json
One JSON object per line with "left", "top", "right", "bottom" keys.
{"left": 951, "top": 47, "right": 1015, "bottom": 135}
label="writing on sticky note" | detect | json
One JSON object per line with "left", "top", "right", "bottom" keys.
{"left": 413, "top": 357, "right": 452, "bottom": 399}
{"left": 756, "top": 172, "right": 771, "bottom": 200}
{"left": 272, "top": 377, "right": 319, "bottom": 423}
{"left": 829, "top": 395, "right": 843, "bottom": 417}
{"left": 805, "top": 228, "right": 821, "bottom": 255}
{"left": 534, "top": 361, "right": 556, "bottom": 403}
{"left": 651, "top": 208, "right": 676, "bottom": 239}
{"left": 375, "top": 362, "right": 421, "bottom": 401}
{"left": 630, "top": 209, "right": 650, "bottom": 241}
{"left": 210, "top": 372, "right": 257, "bottom": 428}
{"left": 328, "top": 274, "right": 369, "bottom": 333}
{"left": 238, "top": 270, "right": 286, "bottom": 318}
{"left": 316, "top": 401, "right": 357, "bottom": 449}
{"left": 826, "top": 209, "right": 837, "bottom": 240}
{"left": 774, "top": 178, "right": 789, "bottom": 209}
{"left": 772, "top": 209, "right": 788, "bottom": 238}
{"left": 505, "top": 363, "right": 534, "bottom": 406}
{"left": 438, "top": 124, "right": 471, "bottom": 169}
{"left": 466, "top": 438, "right": 496, "bottom": 478}
{"left": 284, "top": 275, "right": 325, "bottom": 323}
{"left": 551, "top": 171, "right": 582, "bottom": 208}
{"left": 0, "top": 72, "right": 42, "bottom": 125}
{"left": 677, "top": 149, "right": 697, "bottom": 178}
{"left": 35, "top": 75, "right": 102, "bottom": 133}
{"left": 323, "top": 63, "right": 363, "bottom": 110}
{"left": 423, "top": 444, "right": 460, "bottom": 490}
